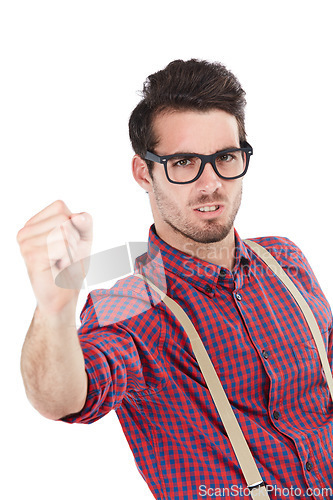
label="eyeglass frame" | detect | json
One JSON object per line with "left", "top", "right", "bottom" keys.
{"left": 144, "top": 141, "right": 253, "bottom": 184}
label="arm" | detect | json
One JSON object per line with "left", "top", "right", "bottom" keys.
{"left": 17, "top": 200, "right": 92, "bottom": 420}
{"left": 21, "top": 302, "right": 88, "bottom": 421}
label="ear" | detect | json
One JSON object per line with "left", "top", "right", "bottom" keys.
{"left": 132, "top": 154, "right": 153, "bottom": 193}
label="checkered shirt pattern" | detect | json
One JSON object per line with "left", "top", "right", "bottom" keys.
{"left": 61, "top": 226, "right": 333, "bottom": 499}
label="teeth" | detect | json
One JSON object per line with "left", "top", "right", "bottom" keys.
{"left": 197, "top": 205, "right": 219, "bottom": 212}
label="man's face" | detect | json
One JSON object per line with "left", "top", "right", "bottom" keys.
{"left": 147, "top": 109, "right": 244, "bottom": 246}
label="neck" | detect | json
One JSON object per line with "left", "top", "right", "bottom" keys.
{"left": 154, "top": 224, "right": 236, "bottom": 271}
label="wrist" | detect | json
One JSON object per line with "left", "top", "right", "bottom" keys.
{"left": 35, "top": 296, "right": 78, "bottom": 330}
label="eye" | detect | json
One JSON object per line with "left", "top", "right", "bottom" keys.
{"left": 216, "top": 153, "right": 235, "bottom": 163}
{"left": 175, "top": 159, "right": 191, "bottom": 167}
{"left": 170, "top": 156, "right": 197, "bottom": 168}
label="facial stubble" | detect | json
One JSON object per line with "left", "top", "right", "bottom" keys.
{"left": 152, "top": 181, "right": 243, "bottom": 244}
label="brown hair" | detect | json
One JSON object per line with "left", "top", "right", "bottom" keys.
{"left": 129, "top": 58, "right": 247, "bottom": 176}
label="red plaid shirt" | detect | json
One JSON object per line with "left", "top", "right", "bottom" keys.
{"left": 61, "top": 226, "right": 333, "bottom": 499}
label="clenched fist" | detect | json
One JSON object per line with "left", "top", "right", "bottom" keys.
{"left": 17, "top": 200, "right": 93, "bottom": 316}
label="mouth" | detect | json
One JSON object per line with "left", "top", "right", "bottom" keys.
{"left": 195, "top": 204, "right": 221, "bottom": 212}
{"left": 193, "top": 204, "right": 224, "bottom": 217}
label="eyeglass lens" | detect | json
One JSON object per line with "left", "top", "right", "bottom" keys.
{"left": 166, "top": 150, "right": 247, "bottom": 183}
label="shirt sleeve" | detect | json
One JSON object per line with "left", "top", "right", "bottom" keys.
{"left": 59, "top": 287, "right": 156, "bottom": 425}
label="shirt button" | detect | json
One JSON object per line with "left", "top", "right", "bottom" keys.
{"left": 235, "top": 293, "right": 242, "bottom": 301}
{"left": 220, "top": 269, "right": 227, "bottom": 278}
{"left": 305, "top": 461, "right": 313, "bottom": 471}
{"left": 273, "top": 410, "right": 280, "bottom": 420}
{"left": 205, "top": 284, "right": 213, "bottom": 293}
{"left": 262, "top": 350, "right": 269, "bottom": 359}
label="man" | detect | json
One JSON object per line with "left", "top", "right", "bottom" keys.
{"left": 17, "top": 59, "right": 333, "bottom": 499}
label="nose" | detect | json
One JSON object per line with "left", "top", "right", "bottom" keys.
{"left": 195, "top": 162, "right": 223, "bottom": 193}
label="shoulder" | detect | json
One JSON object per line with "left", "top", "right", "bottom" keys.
{"left": 245, "top": 235, "right": 301, "bottom": 266}
{"left": 245, "top": 235, "right": 322, "bottom": 297}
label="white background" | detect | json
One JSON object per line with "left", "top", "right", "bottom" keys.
{"left": 1, "top": 1, "right": 333, "bottom": 499}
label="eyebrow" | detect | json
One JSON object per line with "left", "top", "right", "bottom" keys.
{"left": 169, "top": 145, "right": 240, "bottom": 155}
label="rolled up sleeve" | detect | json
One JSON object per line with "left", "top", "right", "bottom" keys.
{"left": 59, "top": 287, "right": 152, "bottom": 424}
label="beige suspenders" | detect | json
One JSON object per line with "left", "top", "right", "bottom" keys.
{"left": 245, "top": 240, "right": 333, "bottom": 401}
{"left": 135, "top": 240, "right": 333, "bottom": 499}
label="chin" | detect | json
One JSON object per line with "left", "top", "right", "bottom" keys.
{"left": 173, "top": 221, "right": 233, "bottom": 244}
{"left": 187, "top": 231, "right": 231, "bottom": 244}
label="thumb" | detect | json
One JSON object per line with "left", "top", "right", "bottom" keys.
{"left": 70, "top": 212, "right": 93, "bottom": 241}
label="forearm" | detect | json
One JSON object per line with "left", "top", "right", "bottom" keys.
{"left": 21, "top": 301, "right": 88, "bottom": 421}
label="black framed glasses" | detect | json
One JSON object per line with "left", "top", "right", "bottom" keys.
{"left": 144, "top": 142, "right": 253, "bottom": 184}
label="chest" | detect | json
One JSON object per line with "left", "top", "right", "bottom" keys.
{"left": 159, "top": 274, "right": 332, "bottom": 411}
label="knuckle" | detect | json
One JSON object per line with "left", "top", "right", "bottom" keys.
{"left": 16, "top": 228, "right": 24, "bottom": 243}
{"left": 17, "top": 225, "right": 32, "bottom": 243}
{"left": 81, "top": 212, "right": 93, "bottom": 225}
{"left": 53, "top": 199, "right": 67, "bottom": 214}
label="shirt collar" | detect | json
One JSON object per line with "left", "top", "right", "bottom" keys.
{"left": 135, "top": 225, "right": 251, "bottom": 295}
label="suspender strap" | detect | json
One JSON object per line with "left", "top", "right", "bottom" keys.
{"left": 136, "top": 239, "right": 332, "bottom": 498}
{"left": 135, "top": 273, "right": 269, "bottom": 499}
{"left": 245, "top": 239, "right": 333, "bottom": 402}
